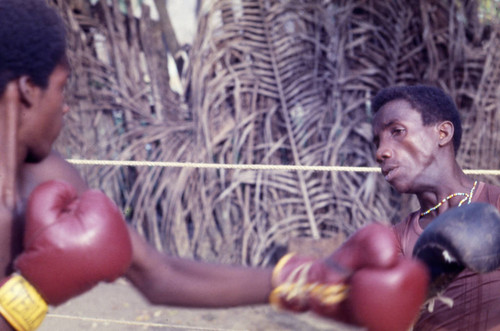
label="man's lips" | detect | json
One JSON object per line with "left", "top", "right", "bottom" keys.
{"left": 382, "top": 166, "right": 398, "bottom": 181}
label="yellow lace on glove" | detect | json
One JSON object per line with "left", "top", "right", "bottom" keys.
{"left": 269, "top": 253, "right": 349, "bottom": 309}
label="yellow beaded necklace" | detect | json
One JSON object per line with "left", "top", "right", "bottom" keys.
{"left": 420, "top": 180, "right": 478, "bottom": 217}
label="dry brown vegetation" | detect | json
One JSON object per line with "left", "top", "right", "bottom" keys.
{"left": 52, "top": 0, "right": 500, "bottom": 266}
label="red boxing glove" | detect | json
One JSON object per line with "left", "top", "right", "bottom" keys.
{"left": 329, "top": 222, "right": 398, "bottom": 270}
{"left": 16, "top": 180, "right": 133, "bottom": 304}
{"left": 0, "top": 180, "right": 132, "bottom": 330}
{"left": 346, "top": 258, "right": 428, "bottom": 331}
{"left": 271, "top": 223, "right": 429, "bottom": 331}
{"left": 271, "top": 223, "right": 398, "bottom": 312}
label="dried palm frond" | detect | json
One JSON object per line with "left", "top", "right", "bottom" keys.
{"left": 52, "top": 0, "right": 500, "bottom": 266}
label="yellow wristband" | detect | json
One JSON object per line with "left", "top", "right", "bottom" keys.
{"left": 0, "top": 274, "right": 48, "bottom": 331}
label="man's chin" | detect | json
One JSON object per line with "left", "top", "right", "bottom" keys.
{"left": 387, "top": 179, "right": 411, "bottom": 194}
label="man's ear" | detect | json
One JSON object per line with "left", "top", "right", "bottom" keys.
{"left": 18, "top": 75, "right": 36, "bottom": 107}
{"left": 438, "top": 121, "right": 454, "bottom": 147}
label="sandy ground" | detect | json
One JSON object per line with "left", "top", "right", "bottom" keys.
{"left": 38, "top": 278, "right": 362, "bottom": 331}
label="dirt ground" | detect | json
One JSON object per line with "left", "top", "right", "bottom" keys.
{"left": 38, "top": 278, "right": 362, "bottom": 331}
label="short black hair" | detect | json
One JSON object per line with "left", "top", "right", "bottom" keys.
{"left": 372, "top": 85, "right": 462, "bottom": 153}
{"left": 0, "top": 0, "right": 67, "bottom": 95}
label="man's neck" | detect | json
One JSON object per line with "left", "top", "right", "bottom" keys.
{"left": 416, "top": 165, "right": 476, "bottom": 225}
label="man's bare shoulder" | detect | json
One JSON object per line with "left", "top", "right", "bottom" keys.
{"left": 21, "top": 150, "right": 88, "bottom": 197}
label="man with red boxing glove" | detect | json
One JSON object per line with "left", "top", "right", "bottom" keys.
{"left": 0, "top": 1, "right": 430, "bottom": 331}
{"left": 0, "top": 66, "right": 133, "bottom": 329}
{"left": 0, "top": 2, "right": 284, "bottom": 329}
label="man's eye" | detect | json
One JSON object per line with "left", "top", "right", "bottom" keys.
{"left": 391, "top": 128, "right": 404, "bottom": 136}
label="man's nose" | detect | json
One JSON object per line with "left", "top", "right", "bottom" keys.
{"left": 375, "top": 143, "right": 392, "bottom": 164}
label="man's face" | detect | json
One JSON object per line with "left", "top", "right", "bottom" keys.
{"left": 372, "top": 99, "right": 439, "bottom": 194}
{"left": 22, "top": 64, "right": 70, "bottom": 162}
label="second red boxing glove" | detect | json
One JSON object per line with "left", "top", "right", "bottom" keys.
{"left": 270, "top": 223, "right": 399, "bottom": 314}
{"left": 271, "top": 223, "right": 429, "bottom": 331}
{"left": 15, "top": 180, "right": 133, "bottom": 305}
{"left": 345, "top": 258, "right": 429, "bottom": 331}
